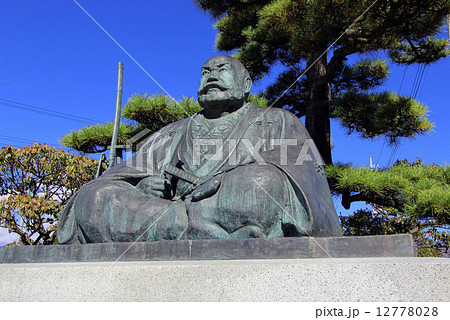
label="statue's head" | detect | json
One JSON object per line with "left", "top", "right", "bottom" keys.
{"left": 197, "top": 55, "right": 252, "bottom": 117}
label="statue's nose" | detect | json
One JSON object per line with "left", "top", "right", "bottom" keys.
{"left": 206, "top": 74, "right": 219, "bottom": 82}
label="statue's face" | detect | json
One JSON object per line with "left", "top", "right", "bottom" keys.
{"left": 197, "top": 56, "right": 247, "bottom": 108}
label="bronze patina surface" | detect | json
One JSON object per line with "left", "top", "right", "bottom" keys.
{"left": 57, "top": 56, "right": 341, "bottom": 244}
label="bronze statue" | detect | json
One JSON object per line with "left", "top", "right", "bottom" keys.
{"left": 57, "top": 55, "right": 341, "bottom": 243}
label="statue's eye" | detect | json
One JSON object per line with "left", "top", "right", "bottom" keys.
{"left": 219, "top": 67, "right": 227, "bottom": 72}
{"left": 202, "top": 70, "right": 210, "bottom": 76}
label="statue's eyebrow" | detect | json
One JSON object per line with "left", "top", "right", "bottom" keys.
{"left": 202, "top": 62, "right": 231, "bottom": 72}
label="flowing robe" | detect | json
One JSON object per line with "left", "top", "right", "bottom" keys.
{"left": 57, "top": 103, "right": 341, "bottom": 244}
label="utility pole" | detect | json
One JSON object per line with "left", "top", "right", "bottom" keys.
{"left": 447, "top": 14, "right": 450, "bottom": 40}
{"left": 108, "top": 62, "right": 124, "bottom": 168}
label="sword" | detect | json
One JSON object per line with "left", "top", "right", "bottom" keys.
{"left": 162, "top": 163, "right": 206, "bottom": 186}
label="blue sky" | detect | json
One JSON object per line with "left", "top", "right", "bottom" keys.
{"left": 0, "top": 0, "right": 449, "bottom": 240}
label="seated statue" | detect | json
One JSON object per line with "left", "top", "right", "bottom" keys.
{"left": 57, "top": 55, "right": 341, "bottom": 244}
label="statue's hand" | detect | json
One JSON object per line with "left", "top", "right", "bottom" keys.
{"left": 137, "top": 176, "right": 174, "bottom": 199}
{"left": 191, "top": 176, "right": 221, "bottom": 201}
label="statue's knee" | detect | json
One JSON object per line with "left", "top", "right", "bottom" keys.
{"left": 239, "top": 163, "right": 287, "bottom": 196}
{"left": 214, "top": 164, "right": 287, "bottom": 235}
{"left": 74, "top": 181, "right": 133, "bottom": 221}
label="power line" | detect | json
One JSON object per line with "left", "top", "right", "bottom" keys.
{"left": 375, "top": 140, "right": 385, "bottom": 167}
{"left": 410, "top": 64, "right": 426, "bottom": 99}
{"left": 0, "top": 142, "right": 22, "bottom": 149}
{"left": 0, "top": 79, "right": 110, "bottom": 107}
{"left": 398, "top": 66, "right": 408, "bottom": 94}
{"left": 0, "top": 134, "right": 39, "bottom": 144}
{"left": 414, "top": 65, "right": 427, "bottom": 99}
{"left": 0, "top": 98, "right": 101, "bottom": 124}
{"left": 386, "top": 63, "right": 427, "bottom": 167}
{"left": 387, "top": 143, "right": 400, "bottom": 166}
{"left": 410, "top": 64, "right": 421, "bottom": 98}
{"left": 376, "top": 65, "right": 408, "bottom": 168}
{"left": 0, "top": 135, "right": 62, "bottom": 147}
{"left": 417, "top": 66, "right": 429, "bottom": 98}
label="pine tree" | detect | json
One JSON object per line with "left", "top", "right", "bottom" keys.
{"left": 60, "top": 94, "right": 202, "bottom": 153}
{"left": 195, "top": 0, "right": 450, "bottom": 164}
{"left": 329, "top": 159, "right": 450, "bottom": 256}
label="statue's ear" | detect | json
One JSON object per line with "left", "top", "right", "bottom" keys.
{"left": 244, "top": 76, "right": 252, "bottom": 93}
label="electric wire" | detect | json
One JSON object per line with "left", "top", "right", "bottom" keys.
{"left": 415, "top": 65, "right": 426, "bottom": 99}
{"left": 386, "top": 64, "right": 426, "bottom": 167}
{"left": 375, "top": 66, "right": 407, "bottom": 168}
{"left": 416, "top": 66, "right": 429, "bottom": 98}
{"left": 398, "top": 66, "right": 408, "bottom": 94}
{"left": 0, "top": 142, "right": 22, "bottom": 149}
{"left": 0, "top": 135, "right": 35, "bottom": 144}
{"left": 0, "top": 98, "right": 101, "bottom": 124}
{"left": 375, "top": 140, "right": 384, "bottom": 168}
{"left": 387, "top": 143, "right": 400, "bottom": 166}
{"left": 0, "top": 79, "right": 110, "bottom": 107}
{"left": 411, "top": 64, "right": 426, "bottom": 99}
{"left": 410, "top": 64, "right": 421, "bottom": 98}
{"left": 0, "top": 134, "right": 62, "bottom": 148}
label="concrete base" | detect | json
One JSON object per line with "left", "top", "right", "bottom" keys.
{"left": 0, "top": 257, "right": 448, "bottom": 301}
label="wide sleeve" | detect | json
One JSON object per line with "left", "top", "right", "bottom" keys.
{"left": 261, "top": 109, "right": 342, "bottom": 236}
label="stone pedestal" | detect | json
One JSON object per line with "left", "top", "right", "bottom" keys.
{"left": 0, "top": 257, "right": 448, "bottom": 301}
{"left": 0, "top": 235, "right": 416, "bottom": 263}
{"left": 2, "top": 235, "right": 444, "bottom": 301}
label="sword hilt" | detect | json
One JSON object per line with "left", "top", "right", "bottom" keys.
{"left": 163, "top": 163, "right": 206, "bottom": 186}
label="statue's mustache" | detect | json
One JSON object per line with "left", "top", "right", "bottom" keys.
{"left": 198, "top": 82, "right": 228, "bottom": 94}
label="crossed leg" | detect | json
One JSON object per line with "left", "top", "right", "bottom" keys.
{"left": 183, "top": 163, "right": 302, "bottom": 239}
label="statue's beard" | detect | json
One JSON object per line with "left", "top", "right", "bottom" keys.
{"left": 198, "top": 87, "right": 245, "bottom": 111}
